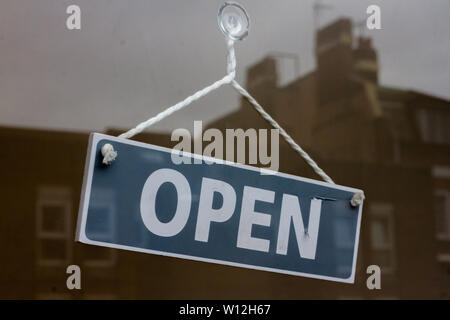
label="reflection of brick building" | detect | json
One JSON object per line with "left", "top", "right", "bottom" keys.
{"left": 0, "top": 18, "right": 449, "bottom": 299}
{"left": 207, "top": 18, "right": 450, "bottom": 299}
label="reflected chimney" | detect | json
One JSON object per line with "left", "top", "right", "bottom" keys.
{"left": 353, "top": 36, "right": 379, "bottom": 83}
{"left": 316, "top": 18, "right": 354, "bottom": 107}
{"left": 244, "top": 57, "right": 278, "bottom": 112}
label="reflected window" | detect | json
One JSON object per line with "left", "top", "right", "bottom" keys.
{"left": 334, "top": 216, "right": 355, "bottom": 276}
{"left": 416, "top": 109, "right": 450, "bottom": 145}
{"left": 36, "top": 187, "right": 72, "bottom": 266}
{"left": 334, "top": 217, "right": 354, "bottom": 249}
{"left": 437, "top": 260, "right": 450, "bottom": 299}
{"left": 369, "top": 203, "right": 396, "bottom": 274}
{"left": 435, "top": 190, "right": 450, "bottom": 240}
{"left": 84, "top": 188, "right": 116, "bottom": 267}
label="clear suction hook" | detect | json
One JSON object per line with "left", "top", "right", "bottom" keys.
{"left": 218, "top": 1, "right": 250, "bottom": 41}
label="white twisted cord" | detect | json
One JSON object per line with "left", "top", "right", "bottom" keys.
{"left": 100, "top": 35, "right": 365, "bottom": 206}
{"left": 230, "top": 79, "right": 335, "bottom": 184}
{"left": 226, "top": 39, "right": 236, "bottom": 76}
{"left": 351, "top": 192, "right": 365, "bottom": 207}
{"left": 119, "top": 74, "right": 233, "bottom": 140}
{"left": 101, "top": 143, "right": 117, "bottom": 165}
{"left": 118, "top": 40, "right": 237, "bottom": 140}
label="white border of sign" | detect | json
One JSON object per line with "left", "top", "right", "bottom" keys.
{"left": 76, "top": 133, "right": 363, "bottom": 283}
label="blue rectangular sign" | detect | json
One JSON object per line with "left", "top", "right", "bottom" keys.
{"left": 76, "top": 133, "right": 363, "bottom": 283}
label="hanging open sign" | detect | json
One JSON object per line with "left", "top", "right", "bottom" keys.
{"left": 76, "top": 133, "right": 363, "bottom": 283}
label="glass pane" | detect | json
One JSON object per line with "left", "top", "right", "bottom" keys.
{"left": 40, "top": 239, "right": 67, "bottom": 261}
{"left": 371, "top": 216, "right": 391, "bottom": 246}
{"left": 372, "top": 250, "right": 392, "bottom": 270}
{"left": 434, "top": 194, "right": 447, "bottom": 235}
{"left": 41, "top": 205, "right": 66, "bottom": 233}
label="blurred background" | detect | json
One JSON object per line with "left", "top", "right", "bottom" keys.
{"left": 0, "top": 0, "right": 449, "bottom": 299}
